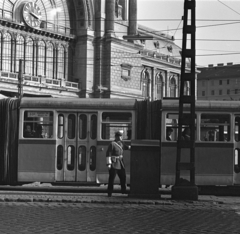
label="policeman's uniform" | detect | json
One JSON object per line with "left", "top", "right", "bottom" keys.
{"left": 106, "top": 131, "right": 130, "bottom": 197}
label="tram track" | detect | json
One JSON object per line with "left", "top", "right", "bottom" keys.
{"left": 0, "top": 185, "right": 240, "bottom": 196}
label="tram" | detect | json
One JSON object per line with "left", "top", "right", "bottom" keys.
{"left": 0, "top": 97, "right": 240, "bottom": 186}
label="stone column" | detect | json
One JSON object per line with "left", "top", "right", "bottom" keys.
{"left": 105, "top": 0, "right": 115, "bottom": 34}
{"left": 128, "top": 0, "right": 137, "bottom": 35}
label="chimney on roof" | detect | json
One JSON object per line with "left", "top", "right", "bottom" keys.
{"left": 227, "top": 62, "right": 233, "bottom": 66}
{"left": 217, "top": 63, "right": 224, "bottom": 67}
{"left": 208, "top": 64, "right": 214, "bottom": 67}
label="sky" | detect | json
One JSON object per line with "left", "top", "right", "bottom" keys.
{"left": 138, "top": 0, "right": 240, "bottom": 67}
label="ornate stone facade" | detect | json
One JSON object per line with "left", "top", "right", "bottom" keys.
{"left": 0, "top": 0, "right": 190, "bottom": 99}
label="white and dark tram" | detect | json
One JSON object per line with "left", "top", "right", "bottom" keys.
{"left": 1, "top": 97, "right": 240, "bottom": 186}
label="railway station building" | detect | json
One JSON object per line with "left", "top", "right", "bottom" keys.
{"left": 197, "top": 63, "right": 240, "bottom": 101}
{"left": 0, "top": 0, "right": 190, "bottom": 100}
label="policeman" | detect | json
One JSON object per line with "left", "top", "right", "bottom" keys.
{"left": 106, "top": 130, "right": 131, "bottom": 197}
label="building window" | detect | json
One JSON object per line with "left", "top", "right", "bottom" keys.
{"left": 16, "top": 35, "right": 25, "bottom": 73}
{"left": 219, "top": 80, "right": 222, "bottom": 85}
{"left": 57, "top": 45, "right": 65, "bottom": 79}
{"left": 25, "top": 38, "right": 34, "bottom": 75}
{"left": 38, "top": 40, "right": 46, "bottom": 77}
{"left": 121, "top": 63, "right": 132, "bottom": 81}
{"left": 227, "top": 79, "right": 230, "bottom": 85}
{"left": 219, "top": 90, "right": 222, "bottom": 95}
{"left": 46, "top": 43, "right": 54, "bottom": 79}
{"left": 141, "top": 69, "right": 150, "bottom": 99}
{"left": 235, "top": 89, "right": 238, "bottom": 94}
{"left": 202, "top": 91, "right": 205, "bottom": 96}
{"left": 2, "top": 33, "right": 12, "bottom": 72}
{"left": 211, "top": 90, "right": 214, "bottom": 95}
{"left": 156, "top": 72, "right": 163, "bottom": 99}
{"left": 170, "top": 76, "right": 177, "bottom": 97}
{"left": 227, "top": 89, "right": 230, "bottom": 95}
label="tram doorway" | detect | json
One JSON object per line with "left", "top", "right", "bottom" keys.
{"left": 56, "top": 112, "right": 97, "bottom": 182}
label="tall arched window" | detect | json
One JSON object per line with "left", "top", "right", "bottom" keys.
{"left": 0, "top": 32, "right": 2, "bottom": 70}
{"left": 57, "top": 45, "right": 65, "bottom": 79}
{"left": 38, "top": 40, "right": 46, "bottom": 77}
{"left": 25, "top": 38, "right": 34, "bottom": 75}
{"left": 46, "top": 43, "right": 54, "bottom": 79}
{"left": 141, "top": 69, "right": 150, "bottom": 99}
{"left": 2, "top": 33, "right": 12, "bottom": 72}
{"left": 16, "top": 35, "right": 25, "bottom": 73}
{"left": 170, "top": 76, "right": 176, "bottom": 97}
{"left": 156, "top": 72, "right": 164, "bottom": 100}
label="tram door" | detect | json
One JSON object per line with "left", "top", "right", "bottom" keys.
{"left": 234, "top": 115, "right": 240, "bottom": 184}
{"left": 56, "top": 113, "right": 97, "bottom": 182}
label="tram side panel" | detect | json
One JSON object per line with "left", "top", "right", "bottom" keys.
{"left": 18, "top": 110, "right": 55, "bottom": 183}
{"left": 162, "top": 110, "right": 235, "bottom": 186}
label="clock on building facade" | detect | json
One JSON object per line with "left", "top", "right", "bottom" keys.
{"left": 22, "top": 2, "right": 42, "bottom": 28}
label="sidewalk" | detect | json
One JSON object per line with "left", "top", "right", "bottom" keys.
{"left": 0, "top": 184, "right": 240, "bottom": 207}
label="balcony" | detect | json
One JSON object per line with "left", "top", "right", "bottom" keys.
{"left": 0, "top": 71, "right": 80, "bottom": 92}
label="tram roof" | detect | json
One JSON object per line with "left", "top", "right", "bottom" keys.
{"left": 162, "top": 99, "right": 240, "bottom": 112}
{"left": 20, "top": 97, "right": 137, "bottom": 110}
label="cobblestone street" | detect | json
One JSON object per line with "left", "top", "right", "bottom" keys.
{"left": 0, "top": 201, "right": 240, "bottom": 234}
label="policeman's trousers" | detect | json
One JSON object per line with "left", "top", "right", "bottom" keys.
{"left": 107, "top": 165, "right": 126, "bottom": 194}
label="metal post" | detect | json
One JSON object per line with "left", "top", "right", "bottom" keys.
{"left": 18, "top": 59, "right": 23, "bottom": 100}
{"left": 171, "top": 0, "right": 198, "bottom": 200}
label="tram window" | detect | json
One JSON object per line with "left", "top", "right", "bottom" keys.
{"left": 57, "top": 145, "right": 63, "bottom": 170}
{"left": 200, "top": 114, "right": 230, "bottom": 142}
{"left": 67, "top": 145, "right": 75, "bottom": 171}
{"left": 235, "top": 116, "right": 240, "bottom": 142}
{"left": 90, "top": 115, "right": 97, "bottom": 140}
{"left": 166, "top": 113, "right": 196, "bottom": 141}
{"left": 78, "top": 146, "right": 86, "bottom": 171}
{"left": 57, "top": 115, "right": 64, "bottom": 139}
{"left": 23, "top": 111, "right": 53, "bottom": 138}
{"left": 90, "top": 146, "right": 96, "bottom": 171}
{"left": 68, "top": 114, "right": 76, "bottom": 139}
{"left": 101, "top": 112, "right": 132, "bottom": 140}
{"left": 79, "top": 114, "right": 87, "bottom": 139}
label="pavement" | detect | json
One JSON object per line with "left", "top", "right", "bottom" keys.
{"left": 0, "top": 184, "right": 240, "bottom": 233}
{"left": 0, "top": 183, "right": 240, "bottom": 206}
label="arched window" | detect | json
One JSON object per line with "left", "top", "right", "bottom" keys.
{"left": 141, "top": 69, "right": 150, "bottom": 99}
{"left": 38, "top": 40, "right": 46, "bottom": 77}
{"left": 156, "top": 72, "right": 163, "bottom": 100}
{"left": 2, "top": 33, "right": 12, "bottom": 72}
{"left": 170, "top": 76, "right": 176, "bottom": 97}
{"left": 0, "top": 32, "right": 2, "bottom": 70}
{"left": 16, "top": 35, "right": 25, "bottom": 73}
{"left": 57, "top": 45, "right": 65, "bottom": 79}
{"left": 46, "top": 43, "right": 54, "bottom": 79}
{"left": 25, "top": 38, "right": 34, "bottom": 75}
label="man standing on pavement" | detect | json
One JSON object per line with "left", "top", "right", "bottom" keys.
{"left": 106, "top": 130, "right": 131, "bottom": 197}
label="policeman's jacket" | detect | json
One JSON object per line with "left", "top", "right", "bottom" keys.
{"left": 106, "top": 141, "right": 130, "bottom": 169}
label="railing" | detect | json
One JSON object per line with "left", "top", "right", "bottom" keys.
{"left": 0, "top": 71, "right": 79, "bottom": 90}
{"left": 140, "top": 50, "right": 191, "bottom": 68}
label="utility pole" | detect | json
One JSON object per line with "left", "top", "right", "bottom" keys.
{"left": 172, "top": 0, "right": 198, "bottom": 200}
{"left": 18, "top": 59, "right": 23, "bottom": 100}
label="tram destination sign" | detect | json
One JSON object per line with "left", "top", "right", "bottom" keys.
{"left": 28, "top": 112, "right": 50, "bottom": 118}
